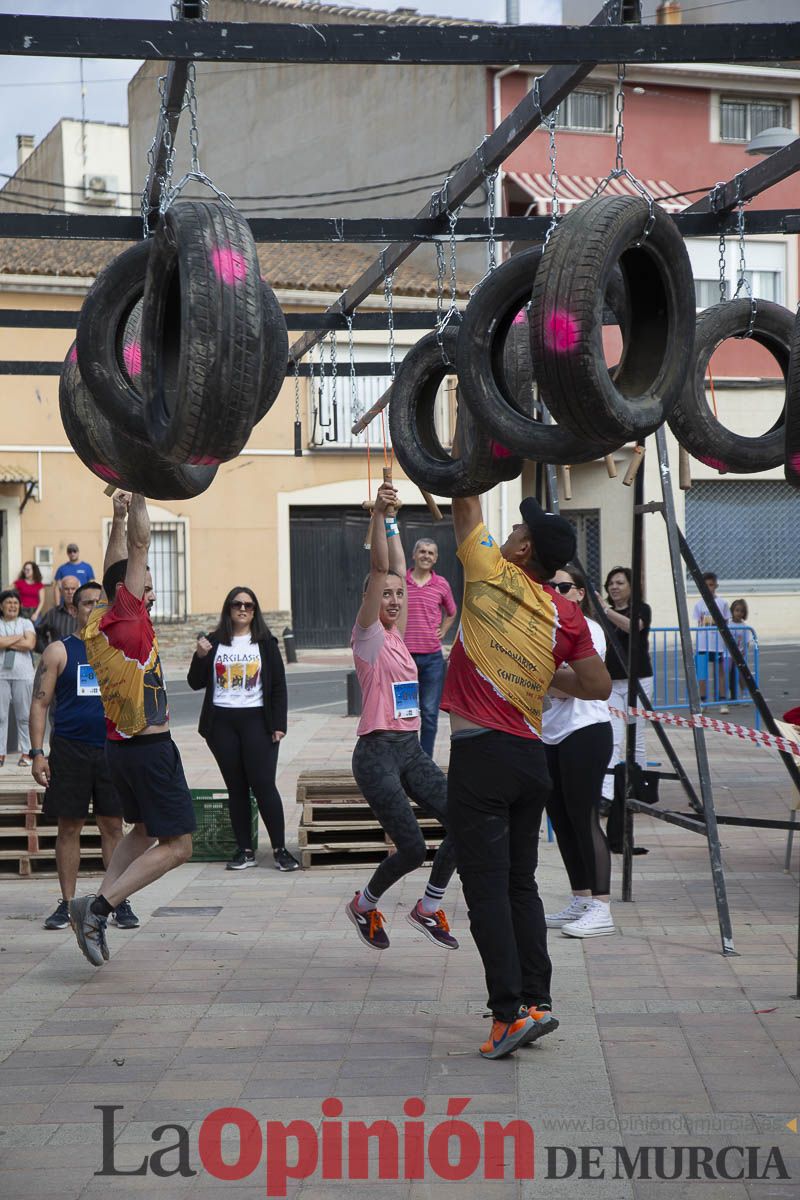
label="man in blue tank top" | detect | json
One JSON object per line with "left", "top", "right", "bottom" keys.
{"left": 28, "top": 582, "right": 139, "bottom": 932}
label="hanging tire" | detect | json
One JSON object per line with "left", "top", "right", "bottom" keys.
{"left": 59, "top": 344, "right": 217, "bottom": 500}
{"left": 389, "top": 329, "right": 523, "bottom": 497}
{"left": 141, "top": 199, "right": 264, "bottom": 464}
{"left": 668, "top": 300, "right": 791, "bottom": 474}
{"left": 255, "top": 280, "right": 289, "bottom": 424}
{"left": 784, "top": 305, "right": 800, "bottom": 488}
{"left": 76, "top": 241, "right": 151, "bottom": 443}
{"left": 529, "top": 195, "right": 695, "bottom": 442}
{"left": 456, "top": 247, "right": 622, "bottom": 464}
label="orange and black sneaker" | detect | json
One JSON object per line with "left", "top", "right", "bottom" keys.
{"left": 479, "top": 1013, "right": 536, "bottom": 1060}
{"left": 346, "top": 893, "right": 390, "bottom": 950}
{"left": 519, "top": 1004, "right": 560, "bottom": 1045}
{"left": 406, "top": 900, "right": 459, "bottom": 950}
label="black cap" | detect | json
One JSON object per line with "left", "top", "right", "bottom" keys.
{"left": 519, "top": 497, "right": 576, "bottom": 574}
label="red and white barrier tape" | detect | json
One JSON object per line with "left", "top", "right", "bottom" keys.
{"left": 608, "top": 705, "right": 800, "bottom": 759}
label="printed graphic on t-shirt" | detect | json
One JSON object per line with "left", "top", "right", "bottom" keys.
{"left": 214, "top": 646, "right": 261, "bottom": 696}
{"left": 392, "top": 680, "right": 420, "bottom": 719}
{"left": 76, "top": 663, "right": 100, "bottom": 697}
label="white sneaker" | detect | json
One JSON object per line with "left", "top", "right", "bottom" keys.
{"left": 545, "top": 896, "right": 592, "bottom": 929}
{"left": 720, "top": 705, "right": 730, "bottom": 715}
{"left": 561, "top": 899, "right": 615, "bottom": 939}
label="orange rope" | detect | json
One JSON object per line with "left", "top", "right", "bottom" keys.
{"left": 707, "top": 362, "right": 718, "bottom": 417}
{"left": 380, "top": 408, "right": 390, "bottom": 468}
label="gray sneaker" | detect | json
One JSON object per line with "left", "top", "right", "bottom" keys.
{"left": 68, "top": 895, "right": 109, "bottom": 967}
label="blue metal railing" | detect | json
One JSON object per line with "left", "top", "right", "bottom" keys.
{"left": 649, "top": 625, "right": 760, "bottom": 729}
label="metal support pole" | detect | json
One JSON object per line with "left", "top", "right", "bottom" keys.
{"left": 621, "top": 447, "right": 645, "bottom": 901}
{"left": 654, "top": 425, "right": 736, "bottom": 956}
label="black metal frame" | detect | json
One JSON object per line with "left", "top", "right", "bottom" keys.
{"left": 1, "top": 0, "right": 799, "bottom": 981}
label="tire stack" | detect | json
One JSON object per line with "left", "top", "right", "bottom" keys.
{"left": 388, "top": 195, "right": 797, "bottom": 495}
{"left": 63, "top": 200, "right": 288, "bottom": 499}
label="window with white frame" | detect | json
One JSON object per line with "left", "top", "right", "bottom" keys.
{"left": 719, "top": 96, "right": 791, "bottom": 143}
{"left": 687, "top": 239, "right": 786, "bottom": 311}
{"left": 307, "top": 340, "right": 456, "bottom": 451}
{"left": 548, "top": 87, "right": 612, "bottom": 133}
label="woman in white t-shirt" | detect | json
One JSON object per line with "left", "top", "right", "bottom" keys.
{"left": 0, "top": 588, "right": 36, "bottom": 767}
{"left": 188, "top": 587, "right": 299, "bottom": 872}
{"left": 541, "top": 567, "right": 615, "bottom": 939}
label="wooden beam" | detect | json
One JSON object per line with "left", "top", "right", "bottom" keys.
{"left": 0, "top": 15, "right": 797, "bottom": 65}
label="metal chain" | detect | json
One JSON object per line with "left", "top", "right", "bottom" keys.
{"left": 345, "top": 312, "right": 359, "bottom": 423}
{"left": 161, "top": 61, "right": 235, "bottom": 211}
{"left": 447, "top": 208, "right": 460, "bottom": 321}
{"left": 732, "top": 179, "right": 757, "bottom": 338}
{"left": 293, "top": 354, "right": 301, "bottom": 425}
{"left": 591, "top": 60, "right": 656, "bottom": 243}
{"left": 707, "top": 181, "right": 728, "bottom": 303}
{"left": 532, "top": 77, "right": 561, "bottom": 246}
{"left": 329, "top": 328, "right": 338, "bottom": 400}
{"left": 613, "top": 61, "right": 626, "bottom": 174}
{"left": 434, "top": 239, "right": 447, "bottom": 360}
{"left": 383, "top": 262, "right": 397, "bottom": 381}
{"left": 140, "top": 73, "right": 174, "bottom": 237}
{"left": 485, "top": 170, "right": 498, "bottom": 273}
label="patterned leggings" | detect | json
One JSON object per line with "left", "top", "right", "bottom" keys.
{"left": 352, "top": 731, "right": 457, "bottom": 900}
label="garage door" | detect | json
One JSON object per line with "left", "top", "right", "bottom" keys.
{"left": 290, "top": 505, "right": 462, "bottom": 649}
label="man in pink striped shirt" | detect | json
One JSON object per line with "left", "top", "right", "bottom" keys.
{"left": 403, "top": 539, "right": 457, "bottom": 757}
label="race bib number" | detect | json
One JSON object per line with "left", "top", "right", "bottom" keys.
{"left": 77, "top": 663, "right": 101, "bottom": 697}
{"left": 392, "top": 680, "right": 419, "bottom": 719}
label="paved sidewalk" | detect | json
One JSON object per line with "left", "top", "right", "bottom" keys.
{"left": 0, "top": 713, "right": 798, "bottom": 1199}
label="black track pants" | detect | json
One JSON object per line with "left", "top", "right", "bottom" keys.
{"left": 544, "top": 722, "right": 613, "bottom": 896}
{"left": 351, "top": 731, "right": 456, "bottom": 900}
{"left": 207, "top": 707, "right": 285, "bottom": 852}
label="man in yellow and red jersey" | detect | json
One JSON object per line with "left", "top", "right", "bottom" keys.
{"left": 441, "top": 495, "right": 611, "bottom": 1059}
{"left": 68, "top": 492, "right": 195, "bottom": 968}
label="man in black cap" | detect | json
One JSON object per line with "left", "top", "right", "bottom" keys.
{"left": 441, "top": 493, "right": 611, "bottom": 1059}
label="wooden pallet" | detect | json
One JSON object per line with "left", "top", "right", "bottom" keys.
{"left": 0, "top": 784, "right": 105, "bottom": 876}
{"left": 296, "top": 769, "right": 445, "bottom": 869}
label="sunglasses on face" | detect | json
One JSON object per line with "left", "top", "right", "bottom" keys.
{"left": 550, "top": 581, "right": 575, "bottom": 594}
{"left": 231, "top": 601, "right": 254, "bottom": 611}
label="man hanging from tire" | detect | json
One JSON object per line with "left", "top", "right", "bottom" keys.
{"left": 30, "top": 580, "right": 140, "bottom": 933}
{"left": 68, "top": 491, "right": 196, "bottom": 967}
{"left": 441, "top": 493, "right": 611, "bottom": 1058}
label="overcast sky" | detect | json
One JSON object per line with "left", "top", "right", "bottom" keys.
{"left": 0, "top": 0, "right": 562, "bottom": 181}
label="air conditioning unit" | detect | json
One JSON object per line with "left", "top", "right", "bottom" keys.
{"left": 83, "top": 173, "right": 118, "bottom": 206}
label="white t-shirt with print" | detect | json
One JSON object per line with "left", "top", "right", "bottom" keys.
{"left": 212, "top": 636, "right": 263, "bottom": 708}
{"left": 540, "top": 618, "right": 611, "bottom": 745}
{"left": 692, "top": 596, "right": 731, "bottom": 654}
{"left": 0, "top": 618, "right": 35, "bottom": 681}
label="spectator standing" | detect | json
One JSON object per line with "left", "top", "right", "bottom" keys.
{"left": 727, "top": 598, "right": 753, "bottom": 703}
{"left": 541, "top": 566, "right": 615, "bottom": 939}
{"left": 600, "top": 566, "right": 654, "bottom": 803}
{"left": 15, "top": 561, "right": 45, "bottom": 621}
{"left": 0, "top": 588, "right": 36, "bottom": 767}
{"left": 693, "top": 572, "right": 732, "bottom": 711}
{"left": 403, "top": 538, "right": 457, "bottom": 757}
{"left": 29, "top": 581, "right": 138, "bottom": 932}
{"left": 187, "top": 587, "right": 300, "bottom": 872}
{"left": 37, "top": 574, "right": 80, "bottom": 647}
{"left": 54, "top": 543, "right": 96, "bottom": 603}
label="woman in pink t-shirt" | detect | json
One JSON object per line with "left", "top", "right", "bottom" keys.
{"left": 346, "top": 481, "right": 458, "bottom": 954}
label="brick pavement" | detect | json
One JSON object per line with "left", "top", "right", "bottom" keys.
{"left": 0, "top": 713, "right": 798, "bottom": 1199}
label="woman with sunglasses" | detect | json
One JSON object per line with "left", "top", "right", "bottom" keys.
{"left": 599, "top": 565, "right": 653, "bottom": 805}
{"left": 188, "top": 587, "right": 300, "bottom": 871}
{"left": 541, "top": 567, "right": 615, "bottom": 938}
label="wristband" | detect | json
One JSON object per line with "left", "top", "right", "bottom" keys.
{"left": 29, "top": 749, "right": 45, "bottom": 758}
{"left": 384, "top": 518, "right": 399, "bottom": 538}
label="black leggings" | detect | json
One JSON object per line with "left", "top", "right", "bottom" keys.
{"left": 352, "top": 732, "right": 457, "bottom": 900}
{"left": 206, "top": 707, "right": 285, "bottom": 852}
{"left": 544, "top": 722, "right": 613, "bottom": 897}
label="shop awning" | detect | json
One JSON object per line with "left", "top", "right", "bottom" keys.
{"left": 504, "top": 171, "right": 691, "bottom": 213}
{"left": 0, "top": 465, "right": 36, "bottom": 484}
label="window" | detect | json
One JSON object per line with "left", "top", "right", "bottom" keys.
{"left": 687, "top": 240, "right": 785, "bottom": 311}
{"left": 562, "top": 509, "right": 601, "bottom": 587}
{"left": 720, "top": 96, "right": 790, "bottom": 143}
{"left": 685, "top": 481, "right": 800, "bottom": 588}
{"left": 554, "top": 87, "right": 612, "bottom": 133}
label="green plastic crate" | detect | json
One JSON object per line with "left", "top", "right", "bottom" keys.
{"left": 190, "top": 790, "right": 258, "bottom": 862}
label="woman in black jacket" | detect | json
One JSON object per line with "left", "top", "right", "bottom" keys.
{"left": 188, "top": 586, "right": 300, "bottom": 871}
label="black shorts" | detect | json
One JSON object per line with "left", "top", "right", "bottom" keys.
{"left": 105, "top": 732, "right": 197, "bottom": 839}
{"left": 42, "top": 735, "right": 122, "bottom": 820}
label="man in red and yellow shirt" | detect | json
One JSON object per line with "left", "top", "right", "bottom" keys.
{"left": 442, "top": 495, "right": 611, "bottom": 1058}
{"left": 68, "top": 492, "right": 195, "bottom": 968}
